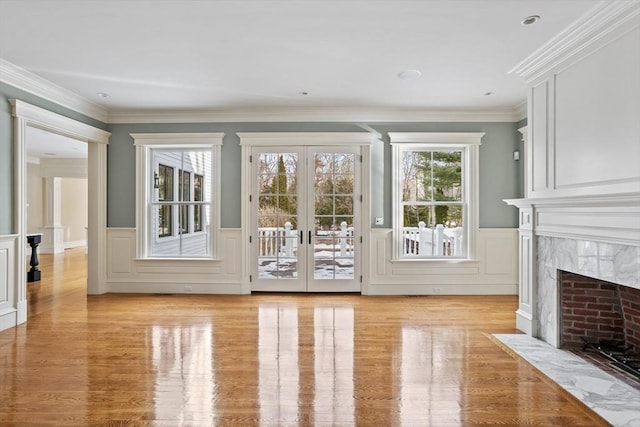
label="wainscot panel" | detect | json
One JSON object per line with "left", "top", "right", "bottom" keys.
{"left": 106, "top": 228, "right": 244, "bottom": 294}
{"left": 0, "top": 235, "right": 18, "bottom": 332}
{"left": 367, "top": 228, "right": 518, "bottom": 295}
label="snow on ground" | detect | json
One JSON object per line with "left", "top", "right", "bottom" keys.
{"left": 258, "top": 248, "right": 354, "bottom": 279}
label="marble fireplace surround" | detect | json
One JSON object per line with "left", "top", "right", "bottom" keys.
{"left": 505, "top": 193, "right": 640, "bottom": 348}
{"left": 538, "top": 236, "right": 639, "bottom": 348}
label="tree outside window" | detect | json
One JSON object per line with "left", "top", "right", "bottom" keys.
{"left": 158, "top": 164, "right": 173, "bottom": 237}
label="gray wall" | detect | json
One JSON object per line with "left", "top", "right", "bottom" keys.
{"left": 107, "top": 121, "right": 522, "bottom": 229}
{"left": 0, "top": 81, "right": 523, "bottom": 233}
{"left": 0, "top": 82, "right": 106, "bottom": 234}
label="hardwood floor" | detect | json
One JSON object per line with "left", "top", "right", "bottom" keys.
{"left": 0, "top": 248, "right": 608, "bottom": 426}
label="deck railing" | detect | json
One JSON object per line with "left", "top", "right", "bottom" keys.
{"left": 402, "top": 222, "right": 463, "bottom": 257}
{"left": 257, "top": 221, "right": 463, "bottom": 258}
{"left": 257, "top": 222, "right": 354, "bottom": 257}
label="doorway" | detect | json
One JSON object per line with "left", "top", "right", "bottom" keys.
{"left": 250, "top": 146, "right": 363, "bottom": 292}
{"left": 12, "top": 100, "right": 110, "bottom": 328}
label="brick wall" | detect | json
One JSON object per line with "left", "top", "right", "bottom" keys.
{"left": 619, "top": 285, "right": 640, "bottom": 354}
{"left": 560, "top": 271, "right": 625, "bottom": 348}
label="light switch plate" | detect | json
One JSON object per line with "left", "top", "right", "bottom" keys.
{"left": 375, "top": 217, "right": 383, "bottom": 225}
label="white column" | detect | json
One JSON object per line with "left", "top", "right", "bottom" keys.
{"left": 515, "top": 203, "right": 537, "bottom": 336}
{"left": 40, "top": 177, "right": 64, "bottom": 254}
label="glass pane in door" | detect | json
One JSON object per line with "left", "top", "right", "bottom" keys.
{"left": 257, "top": 153, "right": 299, "bottom": 279}
{"left": 312, "top": 152, "right": 355, "bottom": 280}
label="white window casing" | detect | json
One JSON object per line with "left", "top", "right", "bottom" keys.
{"left": 133, "top": 133, "right": 224, "bottom": 259}
{"left": 389, "top": 132, "right": 483, "bottom": 261}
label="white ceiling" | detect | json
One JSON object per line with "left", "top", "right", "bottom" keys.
{"left": 25, "top": 126, "right": 88, "bottom": 160}
{"left": 0, "top": 0, "right": 601, "bottom": 115}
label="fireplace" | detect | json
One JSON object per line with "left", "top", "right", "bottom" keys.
{"left": 560, "top": 271, "right": 640, "bottom": 382}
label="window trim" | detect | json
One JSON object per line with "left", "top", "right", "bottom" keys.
{"left": 133, "top": 133, "right": 224, "bottom": 259}
{"left": 389, "top": 132, "right": 483, "bottom": 261}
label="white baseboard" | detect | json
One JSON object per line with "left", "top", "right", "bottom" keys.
{"left": 64, "top": 239, "right": 87, "bottom": 249}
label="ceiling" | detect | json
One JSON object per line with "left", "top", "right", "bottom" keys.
{"left": 25, "top": 126, "right": 88, "bottom": 160}
{"left": 0, "top": 0, "right": 602, "bottom": 118}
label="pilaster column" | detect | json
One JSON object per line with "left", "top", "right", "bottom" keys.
{"left": 515, "top": 204, "right": 537, "bottom": 336}
{"left": 40, "top": 177, "right": 64, "bottom": 254}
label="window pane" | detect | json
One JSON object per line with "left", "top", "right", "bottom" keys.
{"left": 401, "top": 206, "right": 464, "bottom": 258}
{"left": 158, "top": 164, "right": 173, "bottom": 201}
{"left": 397, "top": 143, "right": 468, "bottom": 260}
{"left": 150, "top": 148, "right": 213, "bottom": 257}
{"left": 158, "top": 205, "right": 172, "bottom": 237}
{"left": 194, "top": 174, "right": 203, "bottom": 201}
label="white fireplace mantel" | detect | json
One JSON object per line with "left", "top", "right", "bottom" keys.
{"left": 504, "top": 193, "right": 640, "bottom": 344}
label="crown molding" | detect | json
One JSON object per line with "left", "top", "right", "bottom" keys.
{"left": 510, "top": 0, "right": 640, "bottom": 82}
{"left": 107, "top": 106, "right": 523, "bottom": 124}
{"left": 0, "top": 58, "right": 109, "bottom": 123}
{"left": 513, "top": 100, "right": 527, "bottom": 121}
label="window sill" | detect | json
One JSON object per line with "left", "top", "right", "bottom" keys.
{"left": 134, "top": 257, "right": 221, "bottom": 262}
{"left": 390, "top": 258, "right": 479, "bottom": 264}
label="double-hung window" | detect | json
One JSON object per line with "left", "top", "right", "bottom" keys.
{"left": 389, "top": 133, "right": 483, "bottom": 260}
{"left": 133, "top": 133, "right": 224, "bottom": 258}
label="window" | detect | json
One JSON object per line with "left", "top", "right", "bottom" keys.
{"left": 134, "top": 133, "right": 224, "bottom": 258}
{"left": 389, "top": 132, "right": 483, "bottom": 260}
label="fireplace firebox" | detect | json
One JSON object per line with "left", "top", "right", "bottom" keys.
{"left": 560, "top": 271, "right": 640, "bottom": 383}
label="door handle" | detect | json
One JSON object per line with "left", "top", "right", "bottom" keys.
{"left": 308, "top": 230, "right": 312, "bottom": 245}
{"left": 299, "top": 230, "right": 303, "bottom": 244}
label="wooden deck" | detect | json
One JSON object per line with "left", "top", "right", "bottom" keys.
{"left": 0, "top": 247, "right": 608, "bottom": 426}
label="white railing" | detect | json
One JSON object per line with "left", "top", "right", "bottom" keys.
{"left": 402, "top": 222, "right": 463, "bottom": 257}
{"left": 257, "top": 221, "right": 354, "bottom": 257}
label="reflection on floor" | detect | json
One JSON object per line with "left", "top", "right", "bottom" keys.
{"left": 494, "top": 334, "right": 640, "bottom": 427}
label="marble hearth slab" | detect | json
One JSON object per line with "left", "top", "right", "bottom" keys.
{"left": 493, "top": 334, "right": 640, "bottom": 427}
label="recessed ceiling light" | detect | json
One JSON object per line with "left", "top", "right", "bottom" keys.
{"left": 97, "top": 92, "right": 109, "bottom": 98}
{"left": 521, "top": 15, "right": 540, "bottom": 25}
{"left": 397, "top": 69, "right": 422, "bottom": 80}
{"left": 43, "top": 152, "right": 57, "bottom": 156}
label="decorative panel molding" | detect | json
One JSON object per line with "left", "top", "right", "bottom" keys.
{"left": 106, "top": 228, "right": 244, "bottom": 294}
{"left": 517, "top": 6, "right": 640, "bottom": 200}
{"left": 530, "top": 80, "right": 549, "bottom": 193}
{"left": 0, "top": 235, "right": 18, "bottom": 332}
{"left": 368, "top": 228, "right": 517, "bottom": 295}
{"left": 554, "top": 26, "right": 640, "bottom": 194}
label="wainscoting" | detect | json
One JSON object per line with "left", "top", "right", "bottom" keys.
{"left": 106, "top": 228, "right": 244, "bottom": 294}
{"left": 367, "top": 228, "right": 518, "bottom": 295}
{"left": 106, "top": 227, "right": 517, "bottom": 295}
{"left": 0, "top": 234, "right": 19, "bottom": 331}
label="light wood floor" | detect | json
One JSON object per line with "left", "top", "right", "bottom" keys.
{"left": 0, "top": 248, "right": 608, "bottom": 426}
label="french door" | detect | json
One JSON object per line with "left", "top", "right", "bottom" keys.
{"left": 250, "top": 146, "right": 362, "bottom": 292}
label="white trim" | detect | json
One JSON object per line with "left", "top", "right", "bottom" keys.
{"left": 514, "top": 101, "right": 528, "bottom": 121}
{"left": 132, "top": 133, "right": 224, "bottom": 259}
{"left": 389, "top": 132, "right": 485, "bottom": 145}
{"left": 11, "top": 100, "right": 110, "bottom": 304}
{"left": 10, "top": 100, "right": 110, "bottom": 144}
{"left": 509, "top": 0, "right": 640, "bottom": 82}
{"left": 390, "top": 132, "right": 484, "bottom": 261}
{"left": 237, "top": 132, "right": 374, "bottom": 146}
{"left": 1, "top": 58, "right": 109, "bottom": 122}
{"left": 504, "top": 193, "right": 640, "bottom": 247}
{"left": 109, "top": 107, "right": 524, "bottom": 124}
{"left": 131, "top": 133, "right": 224, "bottom": 146}
{"left": 63, "top": 239, "right": 87, "bottom": 249}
